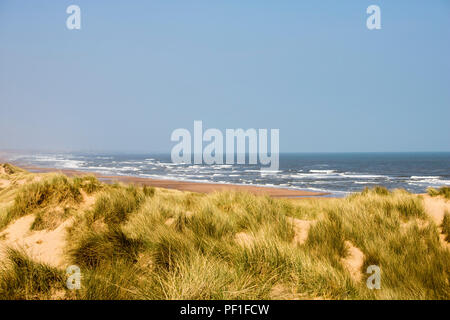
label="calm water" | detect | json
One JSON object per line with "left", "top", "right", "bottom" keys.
{"left": 5, "top": 152, "right": 450, "bottom": 196}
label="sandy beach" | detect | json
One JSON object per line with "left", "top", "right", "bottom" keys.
{"left": 18, "top": 164, "right": 329, "bottom": 198}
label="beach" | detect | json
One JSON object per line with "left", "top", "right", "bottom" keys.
{"left": 1, "top": 152, "right": 449, "bottom": 198}
{"left": 19, "top": 165, "right": 330, "bottom": 198}
{"left": 1, "top": 153, "right": 331, "bottom": 198}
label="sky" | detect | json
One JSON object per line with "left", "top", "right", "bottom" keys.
{"left": 1, "top": 0, "right": 449, "bottom": 153}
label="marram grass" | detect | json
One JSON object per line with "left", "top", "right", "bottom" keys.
{"left": 0, "top": 166, "right": 449, "bottom": 300}
{"left": 427, "top": 186, "right": 450, "bottom": 200}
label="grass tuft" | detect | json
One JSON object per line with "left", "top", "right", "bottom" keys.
{"left": 0, "top": 248, "right": 66, "bottom": 300}
{"left": 1, "top": 163, "right": 25, "bottom": 175}
{"left": 1, "top": 175, "right": 81, "bottom": 229}
{"left": 92, "top": 186, "right": 144, "bottom": 225}
{"left": 362, "top": 186, "right": 390, "bottom": 196}
{"left": 70, "top": 227, "right": 143, "bottom": 268}
{"left": 442, "top": 211, "right": 450, "bottom": 242}
{"left": 73, "top": 175, "right": 102, "bottom": 194}
{"left": 30, "top": 207, "right": 72, "bottom": 231}
{"left": 427, "top": 186, "right": 450, "bottom": 199}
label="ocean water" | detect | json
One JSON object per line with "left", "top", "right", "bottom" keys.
{"left": 5, "top": 152, "right": 450, "bottom": 196}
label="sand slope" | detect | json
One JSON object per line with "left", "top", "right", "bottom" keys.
{"left": 0, "top": 215, "right": 72, "bottom": 268}
{"left": 422, "top": 195, "right": 450, "bottom": 249}
{"left": 0, "top": 187, "right": 97, "bottom": 269}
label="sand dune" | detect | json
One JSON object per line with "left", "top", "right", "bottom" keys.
{"left": 422, "top": 194, "right": 450, "bottom": 249}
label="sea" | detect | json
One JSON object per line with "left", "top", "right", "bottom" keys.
{"left": 3, "top": 152, "right": 450, "bottom": 197}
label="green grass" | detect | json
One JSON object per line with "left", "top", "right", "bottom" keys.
{"left": 442, "top": 211, "right": 450, "bottom": 242}
{"left": 62, "top": 186, "right": 450, "bottom": 300}
{"left": 1, "top": 175, "right": 82, "bottom": 230}
{"left": 0, "top": 167, "right": 449, "bottom": 300}
{"left": 73, "top": 175, "right": 103, "bottom": 194}
{"left": 30, "top": 207, "right": 73, "bottom": 231}
{"left": 70, "top": 227, "right": 143, "bottom": 268}
{"left": 427, "top": 186, "right": 450, "bottom": 199}
{"left": 90, "top": 185, "right": 145, "bottom": 225}
{"left": 0, "top": 248, "right": 67, "bottom": 300}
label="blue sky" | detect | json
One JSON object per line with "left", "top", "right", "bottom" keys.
{"left": 1, "top": 0, "right": 449, "bottom": 153}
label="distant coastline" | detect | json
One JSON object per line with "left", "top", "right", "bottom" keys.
{"left": 1, "top": 151, "right": 449, "bottom": 196}
{"left": 2, "top": 162, "right": 330, "bottom": 198}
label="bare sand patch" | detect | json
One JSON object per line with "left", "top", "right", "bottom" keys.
{"left": 422, "top": 195, "right": 449, "bottom": 225}
{"left": 0, "top": 179, "right": 11, "bottom": 188}
{"left": 422, "top": 195, "right": 450, "bottom": 249}
{"left": 0, "top": 215, "right": 35, "bottom": 242}
{"left": 0, "top": 214, "right": 72, "bottom": 268}
{"left": 80, "top": 190, "right": 96, "bottom": 210}
{"left": 287, "top": 217, "right": 315, "bottom": 245}
{"left": 0, "top": 190, "right": 97, "bottom": 268}
{"left": 341, "top": 241, "right": 365, "bottom": 282}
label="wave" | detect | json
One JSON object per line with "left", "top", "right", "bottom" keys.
{"left": 354, "top": 181, "right": 378, "bottom": 184}
{"left": 408, "top": 179, "right": 450, "bottom": 186}
{"left": 340, "top": 173, "right": 388, "bottom": 179}
{"left": 301, "top": 187, "right": 350, "bottom": 196}
{"left": 309, "top": 170, "right": 336, "bottom": 174}
{"left": 410, "top": 176, "right": 441, "bottom": 180}
{"left": 60, "top": 160, "right": 86, "bottom": 169}
{"left": 212, "top": 165, "right": 233, "bottom": 169}
{"left": 289, "top": 173, "right": 341, "bottom": 179}
{"left": 29, "top": 155, "right": 86, "bottom": 169}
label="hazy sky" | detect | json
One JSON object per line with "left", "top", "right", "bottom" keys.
{"left": 1, "top": 0, "right": 449, "bottom": 153}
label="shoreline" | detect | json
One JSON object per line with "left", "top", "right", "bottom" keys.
{"left": 13, "top": 163, "right": 331, "bottom": 198}
{"left": 1, "top": 152, "right": 446, "bottom": 198}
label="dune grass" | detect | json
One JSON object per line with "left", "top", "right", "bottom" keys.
{"left": 1, "top": 175, "right": 82, "bottom": 230}
{"left": 61, "top": 185, "right": 450, "bottom": 300}
{"left": 442, "top": 211, "right": 450, "bottom": 242}
{"left": 0, "top": 171, "right": 105, "bottom": 231}
{"left": 0, "top": 167, "right": 449, "bottom": 300}
{"left": 427, "top": 186, "right": 450, "bottom": 199}
{"left": 0, "top": 248, "right": 67, "bottom": 300}
{"left": 0, "top": 163, "right": 26, "bottom": 176}
{"left": 73, "top": 175, "right": 103, "bottom": 195}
